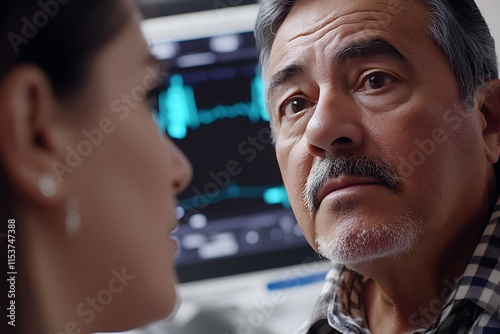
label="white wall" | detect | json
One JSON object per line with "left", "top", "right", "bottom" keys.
{"left": 476, "top": 0, "right": 500, "bottom": 66}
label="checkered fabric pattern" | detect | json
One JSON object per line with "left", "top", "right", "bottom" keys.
{"left": 294, "top": 199, "right": 500, "bottom": 334}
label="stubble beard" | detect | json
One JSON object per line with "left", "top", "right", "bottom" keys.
{"left": 315, "top": 210, "right": 423, "bottom": 267}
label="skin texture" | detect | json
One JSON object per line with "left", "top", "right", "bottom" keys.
{"left": 0, "top": 1, "right": 191, "bottom": 333}
{"left": 266, "top": 0, "right": 500, "bottom": 332}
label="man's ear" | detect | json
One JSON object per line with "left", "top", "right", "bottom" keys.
{"left": 0, "top": 65, "right": 72, "bottom": 207}
{"left": 478, "top": 79, "right": 500, "bottom": 164}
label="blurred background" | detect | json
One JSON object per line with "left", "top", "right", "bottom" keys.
{"left": 136, "top": 2, "right": 329, "bottom": 334}
{"left": 101, "top": 1, "right": 500, "bottom": 333}
{"left": 139, "top": 0, "right": 257, "bottom": 17}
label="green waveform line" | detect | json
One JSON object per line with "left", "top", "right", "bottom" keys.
{"left": 180, "top": 184, "right": 290, "bottom": 210}
{"left": 154, "top": 71, "right": 268, "bottom": 139}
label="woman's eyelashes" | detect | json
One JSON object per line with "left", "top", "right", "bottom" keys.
{"left": 146, "top": 87, "right": 161, "bottom": 114}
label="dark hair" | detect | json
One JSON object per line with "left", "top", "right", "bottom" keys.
{"left": 255, "top": 0, "right": 498, "bottom": 109}
{"left": 0, "top": 1, "right": 130, "bottom": 332}
{"left": 0, "top": 0, "right": 130, "bottom": 96}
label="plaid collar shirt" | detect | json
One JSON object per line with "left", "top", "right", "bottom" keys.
{"left": 295, "top": 199, "right": 500, "bottom": 334}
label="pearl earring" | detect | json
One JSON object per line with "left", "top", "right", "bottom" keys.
{"left": 38, "top": 176, "right": 57, "bottom": 197}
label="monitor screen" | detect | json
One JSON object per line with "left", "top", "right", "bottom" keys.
{"left": 142, "top": 5, "right": 320, "bottom": 283}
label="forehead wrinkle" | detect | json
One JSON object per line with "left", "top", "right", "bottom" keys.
{"left": 276, "top": 0, "right": 430, "bottom": 55}
{"left": 284, "top": 5, "right": 406, "bottom": 46}
{"left": 271, "top": 1, "right": 430, "bottom": 76}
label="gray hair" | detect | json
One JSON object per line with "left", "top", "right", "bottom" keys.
{"left": 255, "top": 0, "right": 498, "bottom": 108}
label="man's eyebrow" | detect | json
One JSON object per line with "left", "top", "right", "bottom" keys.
{"left": 335, "top": 39, "right": 407, "bottom": 64}
{"left": 268, "top": 63, "right": 307, "bottom": 98}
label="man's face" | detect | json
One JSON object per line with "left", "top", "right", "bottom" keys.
{"left": 267, "top": 0, "right": 490, "bottom": 267}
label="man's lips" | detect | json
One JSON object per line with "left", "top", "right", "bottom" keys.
{"left": 316, "top": 176, "right": 382, "bottom": 206}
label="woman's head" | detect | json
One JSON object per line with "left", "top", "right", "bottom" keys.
{"left": 0, "top": 0, "right": 191, "bottom": 332}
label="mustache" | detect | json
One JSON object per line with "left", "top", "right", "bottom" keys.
{"left": 304, "top": 155, "right": 402, "bottom": 213}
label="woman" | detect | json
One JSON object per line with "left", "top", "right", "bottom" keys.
{"left": 0, "top": 0, "right": 192, "bottom": 333}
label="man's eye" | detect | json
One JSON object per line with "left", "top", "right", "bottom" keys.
{"left": 361, "top": 72, "right": 395, "bottom": 91}
{"left": 280, "top": 98, "right": 312, "bottom": 116}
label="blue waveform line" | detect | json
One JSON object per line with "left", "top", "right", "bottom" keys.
{"left": 180, "top": 184, "right": 290, "bottom": 210}
{"left": 154, "top": 71, "right": 269, "bottom": 139}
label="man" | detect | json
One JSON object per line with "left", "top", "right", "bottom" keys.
{"left": 254, "top": 0, "right": 500, "bottom": 333}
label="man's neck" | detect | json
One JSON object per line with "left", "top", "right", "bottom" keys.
{"left": 361, "top": 260, "right": 461, "bottom": 334}
{"left": 358, "top": 191, "right": 497, "bottom": 334}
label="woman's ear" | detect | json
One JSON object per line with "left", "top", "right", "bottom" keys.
{"left": 0, "top": 65, "right": 73, "bottom": 207}
{"left": 478, "top": 79, "right": 500, "bottom": 164}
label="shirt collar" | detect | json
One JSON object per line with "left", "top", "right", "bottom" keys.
{"left": 453, "top": 197, "right": 500, "bottom": 319}
{"left": 314, "top": 196, "right": 500, "bottom": 331}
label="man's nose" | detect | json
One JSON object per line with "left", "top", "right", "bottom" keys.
{"left": 305, "top": 92, "right": 364, "bottom": 158}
